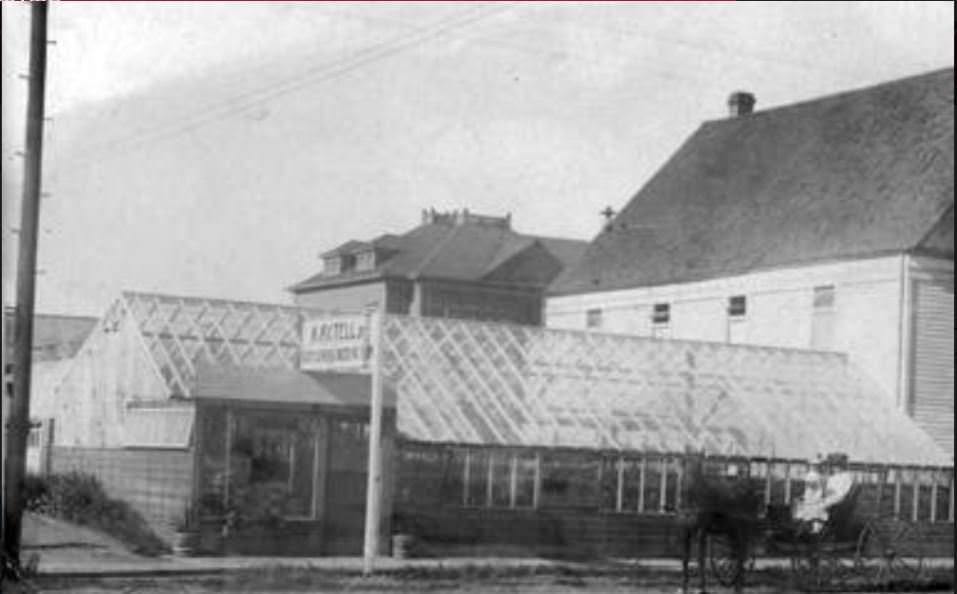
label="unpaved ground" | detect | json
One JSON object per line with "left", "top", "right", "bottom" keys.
{"left": 16, "top": 577, "right": 957, "bottom": 594}
{"left": 21, "top": 512, "right": 145, "bottom": 565}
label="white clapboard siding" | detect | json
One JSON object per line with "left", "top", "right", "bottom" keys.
{"left": 912, "top": 278, "right": 955, "bottom": 458}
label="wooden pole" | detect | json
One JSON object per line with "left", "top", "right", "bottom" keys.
{"left": 462, "top": 450, "right": 471, "bottom": 506}
{"left": 929, "top": 471, "right": 938, "bottom": 524}
{"left": 948, "top": 470, "right": 954, "bottom": 523}
{"left": 362, "top": 310, "right": 385, "bottom": 575}
{"left": 3, "top": 1, "right": 49, "bottom": 567}
{"left": 658, "top": 458, "right": 667, "bottom": 513}
{"left": 637, "top": 456, "right": 646, "bottom": 513}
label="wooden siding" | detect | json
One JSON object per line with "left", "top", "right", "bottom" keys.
{"left": 911, "top": 275, "right": 955, "bottom": 457}
{"left": 546, "top": 256, "right": 905, "bottom": 407}
{"left": 49, "top": 447, "right": 192, "bottom": 543}
{"left": 47, "top": 304, "right": 167, "bottom": 447}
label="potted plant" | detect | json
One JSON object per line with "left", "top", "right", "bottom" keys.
{"left": 391, "top": 513, "right": 416, "bottom": 559}
{"left": 171, "top": 504, "right": 199, "bottom": 557}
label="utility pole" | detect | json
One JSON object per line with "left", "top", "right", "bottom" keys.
{"left": 362, "top": 309, "right": 384, "bottom": 575}
{"left": 4, "top": 0, "right": 49, "bottom": 569}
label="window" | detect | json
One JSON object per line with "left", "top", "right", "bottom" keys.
{"left": 728, "top": 295, "right": 747, "bottom": 318}
{"left": 586, "top": 308, "right": 603, "bottom": 329}
{"left": 356, "top": 250, "right": 376, "bottom": 271}
{"left": 323, "top": 256, "right": 342, "bottom": 276}
{"left": 813, "top": 285, "right": 835, "bottom": 309}
{"left": 198, "top": 408, "right": 319, "bottom": 521}
{"left": 811, "top": 285, "right": 836, "bottom": 350}
{"left": 651, "top": 303, "right": 670, "bottom": 325}
{"left": 340, "top": 254, "right": 357, "bottom": 273}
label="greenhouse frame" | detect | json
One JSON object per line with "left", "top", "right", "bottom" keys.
{"left": 29, "top": 292, "right": 954, "bottom": 557}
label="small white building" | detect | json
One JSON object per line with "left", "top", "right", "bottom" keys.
{"left": 547, "top": 69, "right": 954, "bottom": 458}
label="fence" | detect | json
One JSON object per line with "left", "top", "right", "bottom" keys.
{"left": 47, "top": 446, "right": 193, "bottom": 541}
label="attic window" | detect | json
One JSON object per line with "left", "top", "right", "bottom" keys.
{"left": 586, "top": 308, "right": 603, "bottom": 329}
{"left": 727, "top": 295, "right": 747, "bottom": 318}
{"left": 813, "top": 285, "right": 836, "bottom": 310}
{"left": 340, "top": 254, "right": 357, "bottom": 273}
{"left": 356, "top": 250, "right": 376, "bottom": 271}
{"left": 324, "top": 257, "right": 342, "bottom": 276}
{"left": 651, "top": 303, "right": 670, "bottom": 325}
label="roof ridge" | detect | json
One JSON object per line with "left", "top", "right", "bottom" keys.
{"left": 121, "top": 290, "right": 298, "bottom": 311}
{"left": 913, "top": 203, "right": 955, "bottom": 252}
{"left": 701, "top": 67, "right": 953, "bottom": 125}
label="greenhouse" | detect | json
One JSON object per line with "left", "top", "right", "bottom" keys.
{"left": 30, "top": 292, "right": 953, "bottom": 557}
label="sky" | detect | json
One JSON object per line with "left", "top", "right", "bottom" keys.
{"left": 1, "top": 1, "right": 953, "bottom": 316}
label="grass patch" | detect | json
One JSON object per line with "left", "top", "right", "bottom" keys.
{"left": 24, "top": 472, "right": 169, "bottom": 557}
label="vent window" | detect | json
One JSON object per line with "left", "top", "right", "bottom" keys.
{"left": 728, "top": 295, "right": 747, "bottom": 318}
{"left": 651, "top": 303, "right": 670, "bottom": 325}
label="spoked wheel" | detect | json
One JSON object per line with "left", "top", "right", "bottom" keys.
{"left": 707, "top": 533, "right": 755, "bottom": 588}
{"left": 856, "top": 517, "right": 926, "bottom": 588}
{"left": 788, "top": 523, "right": 839, "bottom": 592}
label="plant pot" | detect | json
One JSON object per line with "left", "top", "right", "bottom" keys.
{"left": 392, "top": 533, "right": 415, "bottom": 559}
{"left": 172, "top": 530, "right": 200, "bottom": 557}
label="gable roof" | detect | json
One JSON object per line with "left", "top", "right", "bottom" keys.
{"left": 3, "top": 312, "right": 98, "bottom": 362}
{"left": 66, "top": 291, "right": 946, "bottom": 464}
{"left": 385, "top": 314, "right": 949, "bottom": 465}
{"left": 290, "top": 221, "right": 587, "bottom": 292}
{"left": 551, "top": 68, "right": 955, "bottom": 296}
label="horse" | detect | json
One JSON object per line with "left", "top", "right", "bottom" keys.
{"left": 676, "top": 450, "right": 765, "bottom": 594}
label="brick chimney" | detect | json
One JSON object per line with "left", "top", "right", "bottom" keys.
{"left": 727, "top": 91, "right": 756, "bottom": 117}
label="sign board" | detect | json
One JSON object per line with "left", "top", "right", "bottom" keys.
{"left": 300, "top": 315, "right": 372, "bottom": 372}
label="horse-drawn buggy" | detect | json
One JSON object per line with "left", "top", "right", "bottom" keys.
{"left": 679, "top": 451, "right": 927, "bottom": 593}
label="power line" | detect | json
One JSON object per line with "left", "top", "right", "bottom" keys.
{"left": 52, "top": 2, "right": 516, "bottom": 174}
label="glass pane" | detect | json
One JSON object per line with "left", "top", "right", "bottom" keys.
{"left": 198, "top": 407, "right": 228, "bottom": 518}
{"left": 934, "top": 474, "right": 952, "bottom": 523}
{"left": 465, "top": 450, "right": 489, "bottom": 507}
{"left": 540, "top": 453, "right": 599, "bottom": 509}
{"left": 621, "top": 459, "right": 642, "bottom": 512}
{"left": 490, "top": 454, "right": 511, "bottom": 507}
{"left": 514, "top": 455, "right": 537, "bottom": 508}
{"left": 598, "top": 457, "right": 618, "bottom": 511}
{"left": 396, "top": 446, "right": 445, "bottom": 506}
{"left": 642, "top": 460, "right": 663, "bottom": 512}
{"left": 228, "top": 410, "right": 318, "bottom": 521}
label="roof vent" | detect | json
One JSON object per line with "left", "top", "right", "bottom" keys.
{"left": 727, "top": 91, "right": 756, "bottom": 117}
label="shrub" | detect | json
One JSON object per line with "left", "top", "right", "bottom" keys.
{"left": 23, "top": 472, "right": 169, "bottom": 556}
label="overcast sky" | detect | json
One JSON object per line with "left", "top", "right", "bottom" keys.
{"left": 2, "top": 1, "right": 953, "bottom": 316}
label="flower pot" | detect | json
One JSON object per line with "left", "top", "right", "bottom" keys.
{"left": 172, "top": 530, "right": 199, "bottom": 557}
{"left": 392, "top": 533, "right": 415, "bottom": 559}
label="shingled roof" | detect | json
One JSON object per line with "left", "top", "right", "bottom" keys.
{"left": 291, "top": 217, "right": 587, "bottom": 293}
{"left": 3, "top": 312, "right": 98, "bottom": 362}
{"left": 551, "top": 68, "right": 955, "bottom": 296}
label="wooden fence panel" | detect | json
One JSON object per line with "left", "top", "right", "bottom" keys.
{"left": 48, "top": 446, "right": 193, "bottom": 541}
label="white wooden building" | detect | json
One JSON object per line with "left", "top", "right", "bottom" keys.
{"left": 547, "top": 69, "right": 954, "bottom": 458}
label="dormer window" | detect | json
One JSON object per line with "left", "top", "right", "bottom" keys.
{"left": 324, "top": 257, "right": 342, "bottom": 276}
{"left": 340, "top": 254, "right": 357, "bottom": 273}
{"left": 356, "top": 250, "right": 376, "bottom": 271}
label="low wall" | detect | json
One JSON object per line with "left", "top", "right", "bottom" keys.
{"left": 49, "top": 446, "right": 193, "bottom": 542}
{"left": 396, "top": 505, "right": 674, "bottom": 558}
{"left": 396, "top": 504, "right": 955, "bottom": 560}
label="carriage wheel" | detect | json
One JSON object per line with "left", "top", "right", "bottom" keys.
{"left": 788, "top": 524, "right": 842, "bottom": 592}
{"left": 791, "top": 552, "right": 828, "bottom": 592}
{"left": 855, "top": 517, "right": 926, "bottom": 588}
{"left": 707, "top": 533, "right": 755, "bottom": 588}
